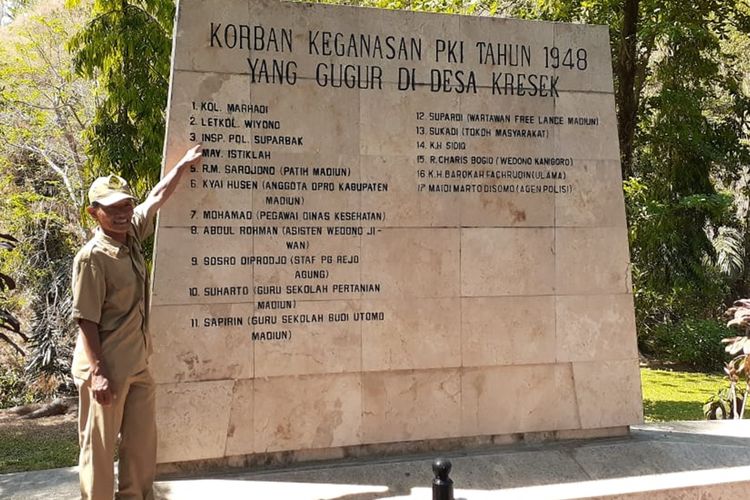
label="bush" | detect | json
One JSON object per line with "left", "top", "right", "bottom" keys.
{"left": 704, "top": 386, "right": 746, "bottom": 419}
{"left": 0, "top": 356, "right": 34, "bottom": 409}
{"left": 2, "top": 191, "right": 79, "bottom": 391}
{"left": 645, "top": 319, "right": 730, "bottom": 371}
{"left": 0, "top": 348, "right": 70, "bottom": 409}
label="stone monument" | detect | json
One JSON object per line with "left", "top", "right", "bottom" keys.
{"left": 151, "top": 0, "right": 642, "bottom": 468}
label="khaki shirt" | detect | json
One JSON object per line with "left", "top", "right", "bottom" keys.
{"left": 71, "top": 205, "right": 155, "bottom": 387}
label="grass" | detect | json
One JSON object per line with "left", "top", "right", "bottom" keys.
{"left": 0, "top": 415, "right": 78, "bottom": 474}
{"left": 641, "top": 367, "right": 727, "bottom": 422}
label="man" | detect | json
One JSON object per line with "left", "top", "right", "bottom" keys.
{"left": 71, "top": 145, "right": 202, "bottom": 499}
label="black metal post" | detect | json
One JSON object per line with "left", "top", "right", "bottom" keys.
{"left": 432, "top": 458, "right": 454, "bottom": 500}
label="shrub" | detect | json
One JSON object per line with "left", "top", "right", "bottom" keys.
{"left": 646, "top": 319, "right": 730, "bottom": 371}
{"left": 0, "top": 233, "right": 25, "bottom": 356}
{"left": 704, "top": 386, "right": 746, "bottom": 419}
{"left": 0, "top": 354, "right": 34, "bottom": 408}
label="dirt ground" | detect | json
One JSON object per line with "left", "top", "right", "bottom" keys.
{"left": 0, "top": 409, "right": 77, "bottom": 433}
{"left": 0, "top": 406, "right": 78, "bottom": 452}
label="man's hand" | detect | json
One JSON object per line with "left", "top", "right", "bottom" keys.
{"left": 77, "top": 318, "right": 115, "bottom": 406}
{"left": 91, "top": 369, "right": 115, "bottom": 406}
{"left": 177, "top": 144, "right": 202, "bottom": 169}
{"left": 141, "top": 144, "right": 203, "bottom": 214}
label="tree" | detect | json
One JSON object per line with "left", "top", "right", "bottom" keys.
{"left": 615, "top": 0, "right": 639, "bottom": 180}
{"left": 313, "top": 0, "right": 501, "bottom": 15}
{"left": 67, "top": 0, "right": 175, "bottom": 196}
{"left": 507, "top": 1, "right": 750, "bottom": 358}
{"left": 0, "top": 0, "right": 91, "bottom": 210}
{"left": 0, "top": 0, "right": 93, "bottom": 388}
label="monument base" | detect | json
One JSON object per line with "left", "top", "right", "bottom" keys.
{"left": 5, "top": 421, "right": 750, "bottom": 499}
{"left": 155, "top": 426, "right": 628, "bottom": 477}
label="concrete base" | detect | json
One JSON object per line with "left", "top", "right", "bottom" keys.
{"left": 3, "top": 421, "right": 750, "bottom": 499}
{"left": 156, "top": 426, "right": 629, "bottom": 476}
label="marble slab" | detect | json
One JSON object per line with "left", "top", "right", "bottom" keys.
{"left": 156, "top": 380, "right": 234, "bottom": 463}
{"left": 462, "top": 296, "right": 556, "bottom": 367}
{"left": 461, "top": 364, "right": 580, "bottom": 436}
{"left": 362, "top": 369, "right": 462, "bottom": 443}
{"left": 573, "top": 360, "right": 644, "bottom": 429}
{"left": 253, "top": 373, "right": 362, "bottom": 452}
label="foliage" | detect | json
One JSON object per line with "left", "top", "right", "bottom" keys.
{"left": 703, "top": 386, "right": 745, "bottom": 419}
{"left": 641, "top": 319, "right": 730, "bottom": 371}
{"left": 0, "top": 0, "right": 91, "bottom": 392}
{"left": 507, "top": 1, "right": 750, "bottom": 341}
{"left": 711, "top": 226, "right": 745, "bottom": 280}
{"left": 0, "top": 233, "right": 26, "bottom": 355}
{"left": 0, "top": 189, "right": 78, "bottom": 387}
{"left": 624, "top": 178, "right": 733, "bottom": 322}
{"left": 718, "top": 299, "right": 750, "bottom": 418}
{"left": 66, "top": 0, "right": 175, "bottom": 197}
{"left": 0, "top": 0, "right": 92, "bottom": 211}
{"left": 0, "top": 356, "right": 34, "bottom": 408}
{"left": 311, "top": 0, "right": 499, "bottom": 14}
{"left": 641, "top": 367, "right": 725, "bottom": 422}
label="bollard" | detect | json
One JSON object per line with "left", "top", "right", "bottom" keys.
{"left": 432, "top": 458, "right": 454, "bottom": 500}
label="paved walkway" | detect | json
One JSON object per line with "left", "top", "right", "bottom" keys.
{"left": 3, "top": 421, "right": 750, "bottom": 499}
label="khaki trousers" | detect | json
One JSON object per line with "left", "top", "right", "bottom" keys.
{"left": 76, "top": 369, "right": 156, "bottom": 500}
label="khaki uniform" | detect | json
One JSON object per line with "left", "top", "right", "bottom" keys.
{"left": 72, "top": 205, "right": 156, "bottom": 500}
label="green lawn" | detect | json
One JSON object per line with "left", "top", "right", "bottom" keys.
{"left": 641, "top": 367, "right": 727, "bottom": 422}
{"left": 0, "top": 418, "right": 78, "bottom": 474}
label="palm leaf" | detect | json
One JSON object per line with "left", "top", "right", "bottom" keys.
{"left": 710, "top": 226, "right": 745, "bottom": 277}
{"left": 0, "top": 309, "right": 23, "bottom": 337}
{"left": 0, "top": 332, "right": 24, "bottom": 356}
{"left": 0, "top": 272, "right": 16, "bottom": 292}
{"left": 0, "top": 234, "right": 19, "bottom": 244}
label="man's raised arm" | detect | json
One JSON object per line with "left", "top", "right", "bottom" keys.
{"left": 139, "top": 145, "right": 202, "bottom": 216}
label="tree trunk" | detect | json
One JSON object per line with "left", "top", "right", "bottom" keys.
{"left": 20, "top": 397, "right": 76, "bottom": 419}
{"left": 616, "top": 0, "right": 640, "bottom": 180}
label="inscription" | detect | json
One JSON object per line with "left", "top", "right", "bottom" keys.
{"left": 209, "top": 23, "right": 293, "bottom": 52}
{"left": 159, "top": 7, "right": 611, "bottom": 350}
{"left": 308, "top": 31, "right": 422, "bottom": 60}
{"left": 252, "top": 331, "right": 291, "bottom": 341}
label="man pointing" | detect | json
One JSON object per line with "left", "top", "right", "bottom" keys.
{"left": 71, "top": 145, "right": 201, "bottom": 499}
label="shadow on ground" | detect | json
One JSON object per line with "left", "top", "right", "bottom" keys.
{"left": 642, "top": 400, "right": 706, "bottom": 422}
